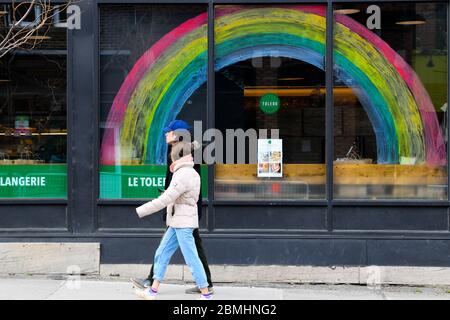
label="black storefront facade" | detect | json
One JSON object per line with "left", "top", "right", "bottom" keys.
{"left": 1, "top": 0, "right": 450, "bottom": 270}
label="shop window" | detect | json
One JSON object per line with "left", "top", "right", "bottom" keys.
{"left": 333, "top": 2, "right": 448, "bottom": 200}
{"left": 99, "top": 5, "right": 208, "bottom": 199}
{"left": 0, "top": 9, "right": 67, "bottom": 198}
{"left": 214, "top": 4, "right": 327, "bottom": 200}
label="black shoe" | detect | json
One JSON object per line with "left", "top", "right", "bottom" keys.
{"left": 185, "top": 286, "right": 214, "bottom": 294}
{"left": 130, "top": 278, "right": 151, "bottom": 290}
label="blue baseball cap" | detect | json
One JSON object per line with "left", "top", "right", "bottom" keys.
{"left": 162, "top": 120, "right": 190, "bottom": 134}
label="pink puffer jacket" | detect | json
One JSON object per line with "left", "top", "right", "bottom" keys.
{"left": 135, "top": 161, "right": 200, "bottom": 228}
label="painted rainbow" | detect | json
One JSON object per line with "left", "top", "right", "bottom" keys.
{"left": 100, "top": 5, "right": 446, "bottom": 166}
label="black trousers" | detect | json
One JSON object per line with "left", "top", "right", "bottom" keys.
{"left": 147, "top": 228, "right": 213, "bottom": 288}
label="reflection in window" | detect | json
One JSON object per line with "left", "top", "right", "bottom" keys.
{"left": 333, "top": 2, "right": 448, "bottom": 200}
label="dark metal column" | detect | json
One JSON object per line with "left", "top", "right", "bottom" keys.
{"left": 207, "top": 1, "right": 215, "bottom": 232}
{"left": 326, "top": 0, "right": 334, "bottom": 232}
{"left": 67, "top": 0, "right": 96, "bottom": 234}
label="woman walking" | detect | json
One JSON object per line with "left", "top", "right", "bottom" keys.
{"left": 131, "top": 120, "right": 214, "bottom": 294}
{"left": 134, "top": 140, "right": 212, "bottom": 300}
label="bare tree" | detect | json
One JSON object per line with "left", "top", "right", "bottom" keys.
{"left": 0, "top": 0, "right": 71, "bottom": 58}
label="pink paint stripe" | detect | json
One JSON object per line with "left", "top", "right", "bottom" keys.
{"left": 215, "top": 5, "right": 326, "bottom": 18}
{"left": 100, "top": 12, "right": 207, "bottom": 164}
{"left": 335, "top": 14, "right": 446, "bottom": 165}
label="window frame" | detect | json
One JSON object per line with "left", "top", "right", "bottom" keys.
{"left": 0, "top": 1, "right": 69, "bottom": 202}
{"left": 93, "top": 0, "right": 450, "bottom": 208}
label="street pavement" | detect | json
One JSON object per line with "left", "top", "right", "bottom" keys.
{"left": 0, "top": 277, "right": 450, "bottom": 300}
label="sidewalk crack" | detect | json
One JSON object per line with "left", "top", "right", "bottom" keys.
{"left": 376, "top": 288, "right": 388, "bottom": 300}
{"left": 43, "top": 279, "right": 67, "bottom": 300}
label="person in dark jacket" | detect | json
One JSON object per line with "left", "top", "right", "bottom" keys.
{"left": 131, "top": 120, "right": 213, "bottom": 294}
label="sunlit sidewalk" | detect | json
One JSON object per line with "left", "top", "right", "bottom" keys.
{"left": 0, "top": 277, "right": 450, "bottom": 300}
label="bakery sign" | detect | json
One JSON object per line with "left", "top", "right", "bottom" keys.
{"left": 0, "top": 165, "right": 67, "bottom": 198}
{"left": 99, "top": 165, "right": 208, "bottom": 199}
{"left": 257, "top": 139, "right": 283, "bottom": 178}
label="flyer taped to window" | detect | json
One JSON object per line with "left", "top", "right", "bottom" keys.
{"left": 257, "top": 139, "right": 283, "bottom": 178}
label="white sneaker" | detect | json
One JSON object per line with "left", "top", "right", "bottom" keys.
{"left": 135, "top": 287, "right": 158, "bottom": 300}
{"left": 198, "top": 293, "right": 213, "bottom": 300}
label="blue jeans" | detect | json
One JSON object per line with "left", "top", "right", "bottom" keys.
{"left": 152, "top": 227, "right": 208, "bottom": 289}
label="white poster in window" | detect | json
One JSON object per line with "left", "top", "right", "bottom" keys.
{"left": 257, "top": 139, "right": 283, "bottom": 178}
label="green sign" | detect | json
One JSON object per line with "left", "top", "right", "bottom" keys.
{"left": 259, "top": 93, "right": 280, "bottom": 114}
{"left": 100, "top": 165, "right": 208, "bottom": 199}
{"left": 0, "top": 164, "right": 208, "bottom": 199}
{"left": 0, "top": 165, "right": 67, "bottom": 198}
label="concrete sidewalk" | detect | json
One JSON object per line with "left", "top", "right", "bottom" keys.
{"left": 1, "top": 277, "right": 450, "bottom": 300}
